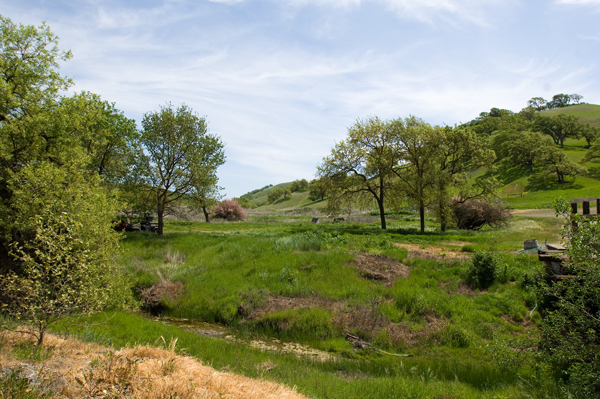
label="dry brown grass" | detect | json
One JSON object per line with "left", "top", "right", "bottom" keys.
{"left": 0, "top": 330, "right": 308, "bottom": 399}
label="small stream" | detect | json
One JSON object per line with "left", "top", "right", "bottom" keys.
{"left": 149, "top": 316, "right": 334, "bottom": 361}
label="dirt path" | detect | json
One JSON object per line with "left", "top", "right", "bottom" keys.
{"left": 393, "top": 242, "right": 469, "bottom": 261}
{"left": 510, "top": 208, "right": 559, "bottom": 218}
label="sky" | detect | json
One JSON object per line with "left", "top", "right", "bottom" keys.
{"left": 2, "top": 0, "right": 600, "bottom": 197}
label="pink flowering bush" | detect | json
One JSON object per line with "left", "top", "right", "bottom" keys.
{"left": 453, "top": 199, "right": 509, "bottom": 230}
{"left": 212, "top": 199, "right": 247, "bottom": 221}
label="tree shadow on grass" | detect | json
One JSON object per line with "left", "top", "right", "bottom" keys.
{"left": 525, "top": 173, "right": 583, "bottom": 192}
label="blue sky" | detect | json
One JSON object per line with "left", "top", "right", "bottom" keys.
{"left": 3, "top": 0, "right": 600, "bottom": 197}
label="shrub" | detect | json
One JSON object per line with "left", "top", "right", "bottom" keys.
{"left": 212, "top": 199, "right": 247, "bottom": 221}
{"left": 466, "top": 251, "right": 498, "bottom": 289}
{"left": 453, "top": 199, "right": 509, "bottom": 230}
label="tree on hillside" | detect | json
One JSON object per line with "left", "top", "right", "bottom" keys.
{"left": 527, "top": 97, "right": 548, "bottom": 112}
{"left": 534, "top": 114, "right": 582, "bottom": 148}
{"left": 140, "top": 103, "right": 224, "bottom": 235}
{"left": 494, "top": 130, "right": 554, "bottom": 173}
{"left": 535, "top": 146, "right": 586, "bottom": 183}
{"left": 267, "top": 188, "right": 284, "bottom": 203}
{"left": 570, "top": 94, "right": 583, "bottom": 105}
{"left": 389, "top": 117, "right": 439, "bottom": 233}
{"left": 580, "top": 123, "right": 600, "bottom": 149}
{"left": 290, "top": 179, "right": 309, "bottom": 192}
{"left": 548, "top": 93, "right": 571, "bottom": 109}
{"left": 308, "top": 178, "right": 328, "bottom": 201}
{"left": 318, "top": 117, "right": 401, "bottom": 229}
{"left": 581, "top": 136, "right": 600, "bottom": 164}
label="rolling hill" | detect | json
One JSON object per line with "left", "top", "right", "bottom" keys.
{"left": 242, "top": 104, "right": 600, "bottom": 211}
{"left": 541, "top": 103, "right": 600, "bottom": 127}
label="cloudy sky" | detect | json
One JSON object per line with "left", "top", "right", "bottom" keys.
{"left": 3, "top": 0, "right": 599, "bottom": 197}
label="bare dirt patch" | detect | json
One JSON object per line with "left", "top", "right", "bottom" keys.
{"left": 394, "top": 243, "right": 469, "bottom": 261}
{"left": 245, "top": 294, "right": 344, "bottom": 320}
{"left": 349, "top": 253, "right": 410, "bottom": 287}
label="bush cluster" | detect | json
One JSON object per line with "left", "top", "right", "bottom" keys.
{"left": 212, "top": 199, "right": 247, "bottom": 221}
{"left": 453, "top": 199, "right": 509, "bottom": 230}
{"left": 466, "top": 251, "right": 498, "bottom": 289}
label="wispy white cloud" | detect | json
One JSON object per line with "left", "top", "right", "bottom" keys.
{"left": 556, "top": 0, "right": 600, "bottom": 5}
{"left": 3, "top": 0, "right": 597, "bottom": 196}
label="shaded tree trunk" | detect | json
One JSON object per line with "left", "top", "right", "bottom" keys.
{"left": 419, "top": 203, "right": 425, "bottom": 233}
{"left": 378, "top": 198, "right": 387, "bottom": 230}
{"left": 202, "top": 205, "right": 210, "bottom": 223}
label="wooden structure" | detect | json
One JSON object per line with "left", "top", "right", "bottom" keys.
{"left": 568, "top": 198, "right": 600, "bottom": 219}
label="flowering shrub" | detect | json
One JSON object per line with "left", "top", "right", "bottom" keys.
{"left": 453, "top": 199, "right": 509, "bottom": 230}
{"left": 212, "top": 199, "right": 247, "bottom": 221}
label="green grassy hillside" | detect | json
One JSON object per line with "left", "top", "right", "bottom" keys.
{"left": 541, "top": 103, "right": 600, "bottom": 127}
{"left": 245, "top": 182, "right": 327, "bottom": 211}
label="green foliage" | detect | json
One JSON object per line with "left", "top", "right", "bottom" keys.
{"left": 0, "top": 166, "right": 133, "bottom": 344}
{"left": 0, "top": 368, "right": 52, "bottom": 399}
{"left": 466, "top": 251, "right": 498, "bottom": 289}
{"left": 535, "top": 200, "right": 600, "bottom": 397}
{"left": 139, "top": 103, "right": 225, "bottom": 234}
{"left": 534, "top": 114, "right": 583, "bottom": 148}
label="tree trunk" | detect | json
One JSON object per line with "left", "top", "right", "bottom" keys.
{"left": 157, "top": 204, "right": 164, "bottom": 235}
{"left": 378, "top": 199, "right": 387, "bottom": 230}
{"left": 528, "top": 163, "right": 534, "bottom": 173}
{"left": 419, "top": 202, "right": 425, "bottom": 233}
{"left": 202, "top": 205, "right": 210, "bottom": 223}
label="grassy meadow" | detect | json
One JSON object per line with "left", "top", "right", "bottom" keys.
{"left": 47, "top": 209, "right": 572, "bottom": 399}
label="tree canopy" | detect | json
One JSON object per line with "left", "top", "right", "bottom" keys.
{"left": 139, "top": 103, "right": 225, "bottom": 235}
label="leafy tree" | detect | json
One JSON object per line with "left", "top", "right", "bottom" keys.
{"left": 527, "top": 97, "right": 548, "bottom": 112}
{"left": 267, "top": 188, "right": 284, "bottom": 203}
{"left": 536, "top": 200, "right": 600, "bottom": 397}
{"left": 0, "top": 161, "right": 131, "bottom": 346}
{"left": 535, "top": 146, "right": 586, "bottom": 183}
{"left": 390, "top": 117, "right": 439, "bottom": 232}
{"left": 308, "top": 178, "right": 328, "bottom": 201}
{"left": 139, "top": 103, "right": 224, "bottom": 235}
{"left": 57, "top": 91, "right": 140, "bottom": 183}
{"left": 548, "top": 93, "right": 571, "bottom": 109}
{"left": 290, "top": 179, "right": 308, "bottom": 192}
{"left": 570, "top": 93, "right": 583, "bottom": 105}
{"left": 581, "top": 136, "right": 600, "bottom": 164}
{"left": 432, "top": 127, "right": 496, "bottom": 231}
{"left": 580, "top": 123, "right": 600, "bottom": 149}
{"left": 495, "top": 130, "right": 554, "bottom": 173}
{"left": 0, "top": 16, "right": 133, "bottom": 343}
{"left": 534, "top": 114, "right": 582, "bottom": 148}
{"left": 191, "top": 174, "right": 223, "bottom": 223}
{"left": 282, "top": 187, "right": 292, "bottom": 198}
{"left": 318, "top": 117, "right": 402, "bottom": 229}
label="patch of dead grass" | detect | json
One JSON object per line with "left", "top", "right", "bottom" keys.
{"left": 350, "top": 253, "right": 410, "bottom": 287}
{"left": 0, "top": 330, "right": 308, "bottom": 399}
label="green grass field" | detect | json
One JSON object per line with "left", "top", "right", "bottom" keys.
{"left": 49, "top": 211, "right": 574, "bottom": 399}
